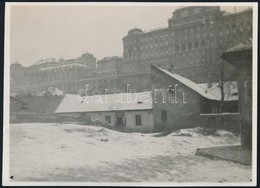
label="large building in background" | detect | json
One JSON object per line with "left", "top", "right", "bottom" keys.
{"left": 122, "top": 6, "right": 252, "bottom": 83}
{"left": 11, "top": 6, "right": 253, "bottom": 96}
{"left": 11, "top": 53, "right": 97, "bottom": 95}
{"left": 95, "top": 56, "right": 123, "bottom": 93}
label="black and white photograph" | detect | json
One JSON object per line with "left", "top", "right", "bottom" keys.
{"left": 3, "top": 2, "right": 257, "bottom": 186}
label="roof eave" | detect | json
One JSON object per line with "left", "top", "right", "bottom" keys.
{"left": 55, "top": 107, "right": 153, "bottom": 114}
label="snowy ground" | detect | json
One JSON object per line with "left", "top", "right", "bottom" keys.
{"left": 9, "top": 123, "right": 251, "bottom": 183}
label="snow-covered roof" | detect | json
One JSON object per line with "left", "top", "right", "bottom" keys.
{"left": 55, "top": 92, "right": 153, "bottom": 114}
{"left": 226, "top": 39, "right": 252, "bottom": 52}
{"left": 198, "top": 81, "right": 238, "bottom": 101}
{"left": 38, "top": 87, "right": 64, "bottom": 96}
{"left": 155, "top": 66, "right": 220, "bottom": 101}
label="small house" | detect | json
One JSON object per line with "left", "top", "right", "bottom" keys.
{"left": 55, "top": 65, "right": 223, "bottom": 132}
{"left": 55, "top": 92, "right": 154, "bottom": 132}
{"left": 151, "top": 65, "right": 221, "bottom": 130}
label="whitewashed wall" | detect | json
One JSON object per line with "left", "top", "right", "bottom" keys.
{"left": 89, "top": 112, "right": 116, "bottom": 126}
{"left": 86, "top": 110, "right": 154, "bottom": 132}
{"left": 125, "top": 110, "right": 154, "bottom": 131}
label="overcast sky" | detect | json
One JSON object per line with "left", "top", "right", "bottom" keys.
{"left": 8, "top": 3, "right": 251, "bottom": 67}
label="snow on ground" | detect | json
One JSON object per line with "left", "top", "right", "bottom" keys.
{"left": 9, "top": 123, "right": 251, "bottom": 183}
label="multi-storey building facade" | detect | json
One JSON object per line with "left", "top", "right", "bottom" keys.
{"left": 122, "top": 6, "right": 252, "bottom": 83}
{"left": 95, "top": 56, "right": 123, "bottom": 93}
{"left": 97, "top": 56, "right": 122, "bottom": 78}
{"left": 11, "top": 6, "right": 253, "bottom": 95}
{"left": 11, "top": 53, "right": 98, "bottom": 95}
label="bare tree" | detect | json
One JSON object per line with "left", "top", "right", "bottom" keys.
{"left": 204, "top": 58, "right": 237, "bottom": 112}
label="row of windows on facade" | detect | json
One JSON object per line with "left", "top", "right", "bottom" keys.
{"left": 97, "top": 70, "right": 117, "bottom": 77}
{"left": 26, "top": 72, "right": 86, "bottom": 84}
{"left": 151, "top": 58, "right": 207, "bottom": 70}
{"left": 96, "top": 80, "right": 116, "bottom": 89}
{"left": 122, "top": 57, "right": 167, "bottom": 66}
{"left": 104, "top": 111, "right": 167, "bottom": 126}
{"left": 174, "top": 23, "right": 251, "bottom": 40}
{"left": 124, "top": 40, "right": 212, "bottom": 61}
{"left": 125, "top": 25, "right": 250, "bottom": 52}
{"left": 124, "top": 52, "right": 170, "bottom": 61}
{"left": 125, "top": 24, "right": 217, "bottom": 45}
{"left": 17, "top": 74, "right": 95, "bottom": 89}
{"left": 170, "top": 22, "right": 243, "bottom": 39}
{"left": 55, "top": 82, "right": 113, "bottom": 93}
{"left": 16, "top": 82, "right": 98, "bottom": 94}
{"left": 123, "top": 57, "right": 212, "bottom": 71}
{"left": 125, "top": 19, "right": 251, "bottom": 48}
{"left": 121, "top": 64, "right": 151, "bottom": 74}
{"left": 97, "top": 63, "right": 116, "bottom": 70}
{"left": 200, "top": 104, "right": 219, "bottom": 114}
{"left": 173, "top": 16, "right": 251, "bottom": 34}
{"left": 35, "top": 68, "right": 86, "bottom": 77}
{"left": 125, "top": 32, "right": 215, "bottom": 51}
{"left": 124, "top": 54, "right": 208, "bottom": 65}
{"left": 219, "top": 26, "right": 251, "bottom": 36}
{"left": 220, "top": 15, "right": 252, "bottom": 27}
{"left": 125, "top": 36, "right": 214, "bottom": 53}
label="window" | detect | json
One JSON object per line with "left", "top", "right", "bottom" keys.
{"left": 201, "top": 40, "right": 206, "bottom": 48}
{"left": 181, "top": 43, "right": 186, "bottom": 51}
{"left": 105, "top": 116, "right": 111, "bottom": 123}
{"left": 135, "top": 115, "right": 142, "bottom": 126}
{"left": 194, "top": 41, "right": 199, "bottom": 49}
{"left": 175, "top": 45, "right": 180, "bottom": 52}
{"left": 226, "top": 29, "right": 229, "bottom": 34}
{"left": 201, "top": 103, "right": 219, "bottom": 114}
{"left": 212, "top": 106, "right": 218, "bottom": 113}
{"left": 188, "top": 42, "right": 192, "bottom": 50}
{"left": 162, "top": 110, "right": 167, "bottom": 122}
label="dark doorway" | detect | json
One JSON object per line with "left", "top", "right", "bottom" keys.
{"left": 116, "top": 117, "right": 124, "bottom": 126}
{"left": 115, "top": 112, "right": 125, "bottom": 128}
